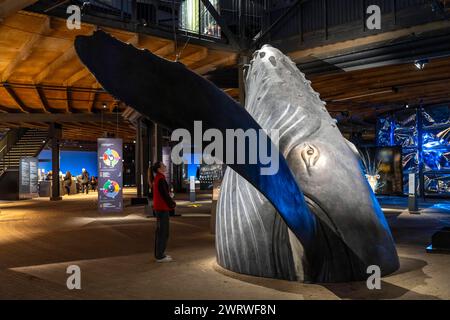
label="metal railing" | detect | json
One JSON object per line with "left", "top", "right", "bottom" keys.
{"left": 40, "top": 0, "right": 446, "bottom": 51}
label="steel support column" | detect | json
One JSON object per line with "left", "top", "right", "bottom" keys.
{"left": 50, "top": 123, "right": 62, "bottom": 201}
{"left": 135, "top": 119, "right": 143, "bottom": 197}
{"left": 238, "top": 55, "right": 249, "bottom": 106}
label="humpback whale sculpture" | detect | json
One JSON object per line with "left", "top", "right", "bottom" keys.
{"left": 74, "top": 31, "right": 399, "bottom": 283}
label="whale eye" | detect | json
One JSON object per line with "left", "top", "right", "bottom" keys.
{"left": 301, "top": 143, "right": 320, "bottom": 170}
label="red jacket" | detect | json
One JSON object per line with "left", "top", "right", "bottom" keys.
{"left": 153, "top": 173, "right": 175, "bottom": 211}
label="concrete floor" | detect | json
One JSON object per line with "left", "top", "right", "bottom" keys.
{"left": 0, "top": 189, "right": 448, "bottom": 300}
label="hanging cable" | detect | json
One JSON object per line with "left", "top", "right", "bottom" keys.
{"left": 172, "top": 0, "right": 178, "bottom": 57}
{"left": 116, "top": 102, "right": 119, "bottom": 138}
{"left": 175, "top": 35, "right": 190, "bottom": 62}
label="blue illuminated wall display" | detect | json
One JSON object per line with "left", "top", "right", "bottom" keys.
{"left": 376, "top": 105, "right": 450, "bottom": 197}
{"left": 38, "top": 150, "right": 98, "bottom": 177}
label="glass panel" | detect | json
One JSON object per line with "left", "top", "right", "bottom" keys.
{"left": 402, "top": 148, "right": 418, "bottom": 172}
{"left": 394, "top": 110, "right": 416, "bottom": 130}
{"left": 394, "top": 129, "right": 417, "bottom": 147}
{"left": 179, "top": 0, "right": 221, "bottom": 38}
{"left": 422, "top": 105, "right": 450, "bottom": 128}
{"left": 359, "top": 147, "right": 403, "bottom": 195}
{"left": 180, "top": 0, "right": 200, "bottom": 33}
{"left": 424, "top": 173, "right": 450, "bottom": 196}
{"left": 201, "top": 0, "right": 221, "bottom": 37}
{"left": 376, "top": 116, "right": 392, "bottom": 146}
{"left": 423, "top": 149, "right": 450, "bottom": 172}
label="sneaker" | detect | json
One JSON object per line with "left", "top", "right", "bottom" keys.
{"left": 156, "top": 255, "right": 174, "bottom": 263}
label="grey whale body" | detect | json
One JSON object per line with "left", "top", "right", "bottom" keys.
{"left": 74, "top": 31, "right": 399, "bottom": 283}
{"left": 217, "top": 45, "right": 399, "bottom": 282}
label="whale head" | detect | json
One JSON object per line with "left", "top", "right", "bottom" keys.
{"left": 245, "top": 44, "right": 399, "bottom": 279}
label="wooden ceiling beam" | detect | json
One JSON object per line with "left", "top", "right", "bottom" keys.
{"left": 66, "top": 86, "right": 74, "bottom": 113}
{"left": 89, "top": 84, "right": 100, "bottom": 113}
{"left": 0, "top": 112, "right": 124, "bottom": 123}
{"left": 0, "top": 103, "right": 20, "bottom": 113}
{"left": 1, "top": 15, "right": 51, "bottom": 82}
{"left": 63, "top": 68, "right": 92, "bottom": 87}
{"left": 34, "top": 47, "right": 76, "bottom": 84}
{"left": 153, "top": 42, "right": 175, "bottom": 57}
{"left": 193, "top": 54, "right": 238, "bottom": 75}
{"left": 180, "top": 47, "right": 209, "bottom": 66}
{"left": 35, "top": 86, "right": 53, "bottom": 113}
{"left": 0, "top": 0, "right": 37, "bottom": 19}
{"left": 313, "top": 64, "right": 450, "bottom": 96}
{"left": 127, "top": 33, "right": 140, "bottom": 47}
{"left": 2, "top": 83, "right": 37, "bottom": 113}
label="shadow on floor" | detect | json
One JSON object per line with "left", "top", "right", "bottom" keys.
{"left": 214, "top": 256, "right": 439, "bottom": 300}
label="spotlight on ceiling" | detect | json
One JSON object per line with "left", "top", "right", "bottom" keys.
{"left": 414, "top": 59, "right": 429, "bottom": 70}
{"left": 102, "top": 103, "right": 107, "bottom": 109}
{"left": 81, "top": 2, "right": 91, "bottom": 15}
{"left": 405, "top": 104, "right": 409, "bottom": 109}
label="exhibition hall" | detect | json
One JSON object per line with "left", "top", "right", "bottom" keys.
{"left": 0, "top": 0, "right": 449, "bottom": 305}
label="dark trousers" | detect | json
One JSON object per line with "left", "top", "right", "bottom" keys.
{"left": 154, "top": 211, "right": 170, "bottom": 259}
{"left": 82, "top": 182, "right": 89, "bottom": 194}
{"left": 65, "top": 186, "right": 70, "bottom": 195}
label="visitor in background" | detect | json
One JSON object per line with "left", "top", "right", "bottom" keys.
{"left": 90, "top": 176, "right": 98, "bottom": 191}
{"left": 81, "top": 168, "right": 90, "bottom": 194}
{"left": 151, "top": 161, "right": 176, "bottom": 263}
{"left": 45, "top": 170, "right": 52, "bottom": 181}
{"left": 63, "top": 171, "right": 72, "bottom": 195}
{"left": 76, "top": 175, "right": 82, "bottom": 193}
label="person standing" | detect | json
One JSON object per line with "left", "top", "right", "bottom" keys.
{"left": 63, "top": 171, "right": 72, "bottom": 195}
{"left": 90, "top": 176, "right": 98, "bottom": 191}
{"left": 81, "top": 168, "right": 90, "bottom": 194}
{"left": 151, "top": 162, "right": 176, "bottom": 263}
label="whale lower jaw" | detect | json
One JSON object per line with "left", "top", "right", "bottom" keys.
{"left": 216, "top": 173, "right": 399, "bottom": 283}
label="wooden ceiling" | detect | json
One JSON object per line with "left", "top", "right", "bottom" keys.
{"left": 1, "top": 9, "right": 449, "bottom": 140}
{"left": 309, "top": 55, "right": 450, "bottom": 123}
{"left": 0, "top": 10, "right": 238, "bottom": 141}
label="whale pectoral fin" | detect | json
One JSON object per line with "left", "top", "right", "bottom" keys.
{"left": 74, "top": 30, "right": 318, "bottom": 266}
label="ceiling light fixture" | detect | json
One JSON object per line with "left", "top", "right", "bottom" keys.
{"left": 414, "top": 59, "right": 429, "bottom": 70}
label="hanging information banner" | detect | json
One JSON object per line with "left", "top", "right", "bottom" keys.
{"left": 29, "top": 157, "right": 38, "bottom": 196}
{"left": 98, "top": 138, "right": 123, "bottom": 213}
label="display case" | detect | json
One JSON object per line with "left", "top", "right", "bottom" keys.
{"left": 376, "top": 104, "right": 450, "bottom": 197}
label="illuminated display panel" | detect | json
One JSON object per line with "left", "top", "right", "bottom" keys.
{"left": 376, "top": 105, "right": 450, "bottom": 197}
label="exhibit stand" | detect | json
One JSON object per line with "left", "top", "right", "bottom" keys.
{"left": 408, "top": 173, "right": 420, "bottom": 214}
{"left": 98, "top": 138, "right": 123, "bottom": 213}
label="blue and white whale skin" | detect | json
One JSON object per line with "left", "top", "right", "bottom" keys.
{"left": 74, "top": 31, "right": 399, "bottom": 283}
{"left": 216, "top": 45, "right": 399, "bottom": 282}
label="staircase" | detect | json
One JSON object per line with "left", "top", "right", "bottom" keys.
{"left": 0, "top": 129, "right": 48, "bottom": 172}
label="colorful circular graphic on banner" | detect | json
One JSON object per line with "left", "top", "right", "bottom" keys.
{"left": 103, "top": 148, "right": 121, "bottom": 167}
{"left": 103, "top": 179, "right": 120, "bottom": 198}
